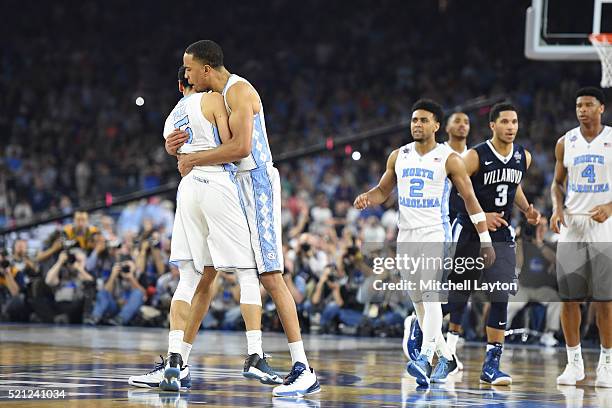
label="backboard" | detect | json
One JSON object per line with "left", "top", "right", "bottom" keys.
{"left": 525, "top": 0, "right": 612, "bottom": 60}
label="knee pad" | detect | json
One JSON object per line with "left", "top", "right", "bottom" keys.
{"left": 172, "top": 261, "right": 200, "bottom": 305}
{"left": 487, "top": 302, "right": 508, "bottom": 330}
{"left": 236, "top": 269, "right": 262, "bottom": 306}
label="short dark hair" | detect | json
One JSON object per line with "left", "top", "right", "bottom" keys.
{"left": 576, "top": 86, "right": 605, "bottom": 105}
{"left": 185, "top": 40, "right": 224, "bottom": 67}
{"left": 411, "top": 99, "right": 444, "bottom": 123}
{"left": 178, "top": 66, "right": 190, "bottom": 89}
{"left": 489, "top": 102, "right": 517, "bottom": 122}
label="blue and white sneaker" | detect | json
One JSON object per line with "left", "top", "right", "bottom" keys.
{"left": 273, "top": 362, "right": 320, "bottom": 397}
{"left": 430, "top": 356, "right": 458, "bottom": 383}
{"left": 407, "top": 354, "right": 432, "bottom": 386}
{"left": 160, "top": 353, "right": 183, "bottom": 391}
{"left": 128, "top": 355, "right": 191, "bottom": 389}
{"left": 243, "top": 353, "right": 283, "bottom": 385}
{"left": 480, "top": 345, "right": 512, "bottom": 386}
{"left": 402, "top": 315, "right": 422, "bottom": 361}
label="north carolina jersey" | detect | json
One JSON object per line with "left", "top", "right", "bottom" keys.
{"left": 444, "top": 142, "right": 468, "bottom": 223}
{"left": 395, "top": 142, "right": 454, "bottom": 232}
{"left": 221, "top": 74, "right": 273, "bottom": 172}
{"left": 563, "top": 126, "right": 612, "bottom": 214}
{"left": 163, "top": 93, "right": 234, "bottom": 172}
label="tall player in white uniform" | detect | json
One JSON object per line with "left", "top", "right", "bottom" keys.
{"left": 128, "top": 68, "right": 281, "bottom": 391}
{"left": 167, "top": 40, "right": 319, "bottom": 397}
{"left": 551, "top": 87, "right": 612, "bottom": 388}
{"left": 354, "top": 99, "right": 496, "bottom": 386}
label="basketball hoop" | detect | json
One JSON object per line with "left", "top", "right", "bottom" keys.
{"left": 589, "top": 33, "right": 612, "bottom": 88}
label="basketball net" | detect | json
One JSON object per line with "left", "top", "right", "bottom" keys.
{"left": 590, "top": 33, "right": 612, "bottom": 88}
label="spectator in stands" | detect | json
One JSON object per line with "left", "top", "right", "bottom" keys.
{"left": 0, "top": 249, "right": 28, "bottom": 322}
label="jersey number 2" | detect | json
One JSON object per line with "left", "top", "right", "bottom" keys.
{"left": 174, "top": 116, "right": 193, "bottom": 144}
{"left": 581, "top": 164, "right": 596, "bottom": 183}
{"left": 409, "top": 179, "right": 424, "bottom": 197}
{"left": 495, "top": 184, "right": 508, "bottom": 206}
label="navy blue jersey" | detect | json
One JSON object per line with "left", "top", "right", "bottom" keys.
{"left": 457, "top": 141, "right": 527, "bottom": 241}
{"left": 448, "top": 185, "right": 465, "bottom": 223}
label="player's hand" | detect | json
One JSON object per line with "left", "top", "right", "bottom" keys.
{"left": 480, "top": 246, "right": 496, "bottom": 269}
{"left": 525, "top": 204, "right": 541, "bottom": 225}
{"left": 485, "top": 212, "right": 508, "bottom": 232}
{"left": 589, "top": 203, "right": 612, "bottom": 223}
{"left": 550, "top": 208, "right": 567, "bottom": 234}
{"left": 57, "top": 251, "right": 68, "bottom": 264}
{"left": 177, "top": 154, "right": 194, "bottom": 177}
{"left": 353, "top": 193, "right": 371, "bottom": 210}
{"left": 165, "top": 129, "right": 189, "bottom": 156}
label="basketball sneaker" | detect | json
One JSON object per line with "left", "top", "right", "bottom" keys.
{"left": 556, "top": 361, "right": 585, "bottom": 386}
{"left": 160, "top": 352, "right": 183, "bottom": 392}
{"left": 406, "top": 354, "right": 432, "bottom": 386}
{"left": 243, "top": 353, "right": 283, "bottom": 385}
{"left": 480, "top": 345, "right": 512, "bottom": 386}
{"left": 272, "top": 362, "right": 320, "bottom": 397}
{"left": 430, "top": 356, "right": 458, "bottom": 383}
{"left": 128, "top": 355, "right": 191, "bottom": 389}
{"left": 596, "top": 362, "right": 612, "bottom": 388}
{"left": 402, "top": 315, "right": 422, "bottom": 361}
{"left": 452, "top": 354, "right": 463, "bottom": 374}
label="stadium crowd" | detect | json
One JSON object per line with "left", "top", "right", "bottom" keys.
{"left": 0, "top": 0, "right": 607, "bottom": 347}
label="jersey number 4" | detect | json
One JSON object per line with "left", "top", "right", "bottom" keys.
{"left": 581, "top": 164, "right": 596, "bottom": 183}
{"left": 495, "top": 184, "right": 508, "bottom": 207}
{"left": 174, "top": 116, "right": 194, "bottom": 144}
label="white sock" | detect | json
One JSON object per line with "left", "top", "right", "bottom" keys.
{"left": 413, "top": 302, "right": 425, "bottom": 328}
{"left": 599, "top": 346, "right": 612, "bottom": 366}
{"left": 288, "top": 341, "right": 309, "bottom": 370}
{"left": 435, "top": 332, "right": 453, "bottom": 360}
{"left": 168, "top": 330, "right": 184, "bottom": 355}
{"left": 246, "top": 330, "right": 264, "bottom": 358}
{"left": 421, "top": 302, "right": 442, "bottom": 344}
{"left": 181, "top": 341, "right": 193, "bottom": 365}
{"left": 447, "top": 331, "right": 460, "bottom": 355}
{"left": 567, "top": 344, "right": 583, "bottom": 365}
{"left": 421, "top": 340, "right": 436, "bottom": 364}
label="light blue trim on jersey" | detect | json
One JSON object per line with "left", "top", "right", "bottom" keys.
{"left": 250, "top": 168, "right": 280, "bottom": 272}
{"left": 441, "top": 178, "right": 452, "bottom": 242}
{"left": 211, "top": 124, "right": 237, "bottom": 172}
{"left": 250, "top": 114, "right": 272, "bottom": 168}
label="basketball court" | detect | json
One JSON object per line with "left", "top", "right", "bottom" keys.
{"left": 0, "top": 324, "right": 608, "bottom": 407}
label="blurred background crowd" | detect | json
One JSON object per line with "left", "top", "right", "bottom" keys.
{"left": 0, "top": 0, "right": 607, "bottom": 348}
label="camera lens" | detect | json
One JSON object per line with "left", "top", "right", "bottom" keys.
{"left": 0, "top": 260, "right": 10, "bottom": 268}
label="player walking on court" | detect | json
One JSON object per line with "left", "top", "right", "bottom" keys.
{"left": 128, "top": 67, "right": 281, "bottom": 391}
{"left": 168, "top": 40, "right": 319, "bottom": 397}
{"left": 354, "top": 99, "right": 495, "bottom": 386}
{"left": 551, "top": 86, "right": 612, "bottom": 388}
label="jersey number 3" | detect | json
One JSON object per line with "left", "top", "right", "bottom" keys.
{"left": 495, "top": 184, "right": 508, "bottom": 206}
{"left": 174, "top": 116, "right": 193, "bottom": 144}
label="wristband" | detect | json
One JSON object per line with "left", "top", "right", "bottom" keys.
{"left": 479, "top": 231, "right": 492, "bottom": 246}
{"left": 470, "top": 212, "right": 486, "bottom": 224}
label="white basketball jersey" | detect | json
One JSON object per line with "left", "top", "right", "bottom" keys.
{"left": 563, "top": 126, "right": 612, "bottom": 214}
{"left": 221, "top": 74, "right": 273, "bottom": 172}
{"left": 163, "top": 93, "right": 233, "bottom": 172}
{"left": 444, "top": 141, "right": 468, "bottom": 156}
{"left": 395, "top": 142, "right": 454, "bottom": 231}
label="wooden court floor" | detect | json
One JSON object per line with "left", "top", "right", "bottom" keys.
{"left": 0, "top": 324, "right": 609, "bottom": 407}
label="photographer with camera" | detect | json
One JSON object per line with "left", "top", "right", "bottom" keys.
{"left": 34, "top": 248, "right": 93, "bottom": 323}
{"left": 135, "top": 221, "right": 166, "bottom": 290}
{"left": 0, "top": 248, "right": 28, "bottom": 322}
{"left": 86, "top": 248, "right": 146, "bottom": 326}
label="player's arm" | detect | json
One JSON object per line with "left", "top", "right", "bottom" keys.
{"left": 353, "top": 149, "right": 398, "bottom": 209}
{"left": 177, "top": 84, "right": 254, "bottom": 170}
{"left": 514, "top": 150, "right": 541, "bottom": 225}
{"left": 446, "top": 153, "right": 496, "bottom": 267}
{"left": 550, "top": 137, "right": 568, "bottom": 233}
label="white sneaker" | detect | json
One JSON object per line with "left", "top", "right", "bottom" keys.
{"left": 451, "top": 353, "right": 463, "bottom": 374}
{"left": 556, "top": 361, "right": 585, "bottom": 385}
{"left": 128, "top": 355, "right": 192, "bottom": 389}
{"left": 540, "top": 332, "right": 559, "bottom": 348}
{"left": 596, "top": 363, "right": 612, "bottom": 388}
{"left": 273, "top": 362, "right": 320, "bottom": 397}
